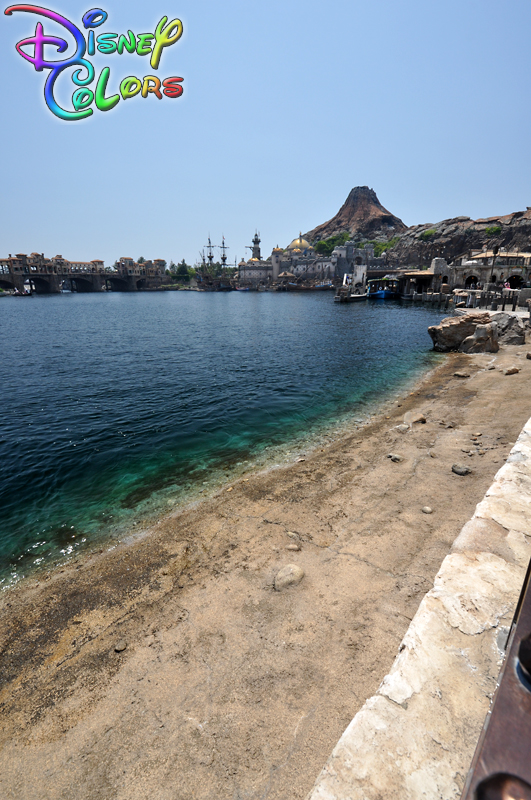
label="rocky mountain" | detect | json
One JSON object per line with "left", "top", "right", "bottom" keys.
{"left": 386, "top": 208, "right": 531, "bottom": 266}
{"left": 304, "top": 186, "right": 407, "bottom": 243}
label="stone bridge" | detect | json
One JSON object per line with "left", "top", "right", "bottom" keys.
{"left": 0, "top": 269, "right": 162, "bottom": 294}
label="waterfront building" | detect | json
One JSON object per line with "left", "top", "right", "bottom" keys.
{"left": 0, "top": 252, "right": 165, "bottom": 293}
{"left": 431, "top": 250, "right": 531, "bottom": 290}
{"left": 237, "top": 233, "right": 382, "bottom": 287}
{"left": 0, "top": 252, "right": 106, "bottom": 277}
{"left": 116, "top": 257, "right": 165, "bottom": 279}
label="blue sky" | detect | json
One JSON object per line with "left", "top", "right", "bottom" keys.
{"left": 1, "top": 0, "right": 530, "bottom": 267}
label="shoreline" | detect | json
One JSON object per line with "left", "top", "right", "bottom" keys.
{"left": 1, "top": 347, "right": 444, "bottom": 592}
{"left": 2, "top": 343, "right": 531, "bottom": 799}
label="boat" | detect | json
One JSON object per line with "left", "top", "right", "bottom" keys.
{"left": 334, "top": 288, "right": 367, "bottom": 302}
{"left": 334, "top": 273, "right": 367, "bottom": 302}
{"left": 235, "top": 286, "right": 250, "bottom": 291}
{"left": 367, "top": 277, "right": 399, "bottom": 299}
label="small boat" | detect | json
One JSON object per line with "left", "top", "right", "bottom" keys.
{"left": 334, "top": 290, "right": 367, "bottom": 303}
{"left": 235, "top": 286, "right": 250, "bottom": 291}
{"left": 334, "top": 273, "right": 367, "bottom": 303}
{"left": 367, "top": 277, "right": 399, "bottom": 299}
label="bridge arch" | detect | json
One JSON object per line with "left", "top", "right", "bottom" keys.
{"left": 28, "top": 276, "right": 55, "bottom": 294}
{"left": 105, "top": 276, "right": 131, "bottom": 291}
{"left": 71, "top": 277, "right": 98, "bottom": 293}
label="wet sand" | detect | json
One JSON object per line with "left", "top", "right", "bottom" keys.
{"left": 1, "top": 344, "right": 531, "bottom": 800}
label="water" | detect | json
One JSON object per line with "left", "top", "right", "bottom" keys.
{"left": 0, "top": 291, "right": 448, "bottom": 586}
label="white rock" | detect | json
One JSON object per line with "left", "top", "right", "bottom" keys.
{"left": 274, "top": 564, "right": 304, "bottom": 591}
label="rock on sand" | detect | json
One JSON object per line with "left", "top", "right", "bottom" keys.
{"left": 274, "top": 564, "right": 305, "bottom": 591}
{"left": 452, "top": 464, "right": 472, "bottom": 476}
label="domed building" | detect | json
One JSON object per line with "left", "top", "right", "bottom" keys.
{"left": 286, "top": 234, "right": 313, "bottom": 253}
{"left": 237, "top": 230, "right": 380, "bottom": 287}
{"left": 270, "top": 232, "right": 333, "bottom": 282}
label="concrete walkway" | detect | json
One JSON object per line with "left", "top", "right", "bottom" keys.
{"left": 307, "top": 419, "right": 531, "bottom": 799}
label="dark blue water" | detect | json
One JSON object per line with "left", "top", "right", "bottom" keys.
{"left": 0, "top": 292, "right": 448, "bottom": 587}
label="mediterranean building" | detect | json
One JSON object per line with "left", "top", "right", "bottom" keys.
{"left": 431, "top": 249, "right": 531, "bottom": 290}
{"left": 237, "top": 233, "right": 385, "bottom": 287}
{"left": 117, "top": 257, "right": 166, "bottom": 279}
{"left": 0, "top": 252, "right": 106, "bottom": 277}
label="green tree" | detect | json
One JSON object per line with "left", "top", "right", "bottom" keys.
{"left": 137, "top": 256, "right": 145, "bottom": 263}
{"left": 314, "top": 231, "right": 350, "bottom": 256}
{"left": 176, "top": 259, "right": 191, "bottom": 282}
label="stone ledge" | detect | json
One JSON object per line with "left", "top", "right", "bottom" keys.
{"left": 307, "top": 421, "right": 531, "bottom": 800}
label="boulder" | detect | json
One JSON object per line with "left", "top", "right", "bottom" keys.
{"left": 491, "top": 312, "right": 526, "bottom": 345}
{"left": 428, "top": 312, "right": 492, "bottom": 352}
{"left": 459, "top": 323, "right": 499, "bottom": 354}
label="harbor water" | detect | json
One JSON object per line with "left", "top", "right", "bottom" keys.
{"left": 0, "top": 291, "right": 449, "bottom": 587}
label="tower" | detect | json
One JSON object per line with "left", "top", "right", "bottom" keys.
{"left": 251, "top": 231, "right": 261, "bottom": 260}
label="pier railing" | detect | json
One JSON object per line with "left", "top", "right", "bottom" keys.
{"left": 410, "top": 288, "right": 531, "bottom": 316}
{"left": 463, "top": 289, "right": 520, "bottom": 312}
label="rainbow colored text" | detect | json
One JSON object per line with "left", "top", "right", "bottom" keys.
{"left": 5, "top": 5, "right": 184, "bottom": 121}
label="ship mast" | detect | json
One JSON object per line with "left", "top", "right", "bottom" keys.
{"left": 218, "top": 236, "right": 229, "bottom": 270}
{"left": 205, "top": 236, "right": 214, "bottom": 270}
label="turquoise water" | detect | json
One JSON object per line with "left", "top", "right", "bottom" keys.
{"left": 0, "top": 292, "right": 447, "bottom": 586}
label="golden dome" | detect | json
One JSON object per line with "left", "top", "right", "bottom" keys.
{"left": 287, "top": 233, "right": 311, "bottom": 251}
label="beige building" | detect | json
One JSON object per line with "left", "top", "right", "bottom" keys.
{"left": 433, "top": 250, "right": 531, "bottom": 290}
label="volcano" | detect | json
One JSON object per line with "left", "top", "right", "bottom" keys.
{"left": 304, "top": 186, "right": 407, "bottom": 243}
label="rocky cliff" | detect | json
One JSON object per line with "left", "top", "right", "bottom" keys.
{"left": 304, "top": 186, "right": 407, "bottom": 243}
{"left": 387, "top": 208, "right": 531, "bottom": 266}
{"left": 304, "top": 188, "right": 531, "bottom": 264}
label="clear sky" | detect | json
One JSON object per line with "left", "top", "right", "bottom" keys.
{"left": 1, "top": 0, "right": 530, "bottom": 267}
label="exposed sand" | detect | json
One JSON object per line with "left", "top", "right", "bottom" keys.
{"left": 1, "top": 344, "right": 531, "bottom": 800}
